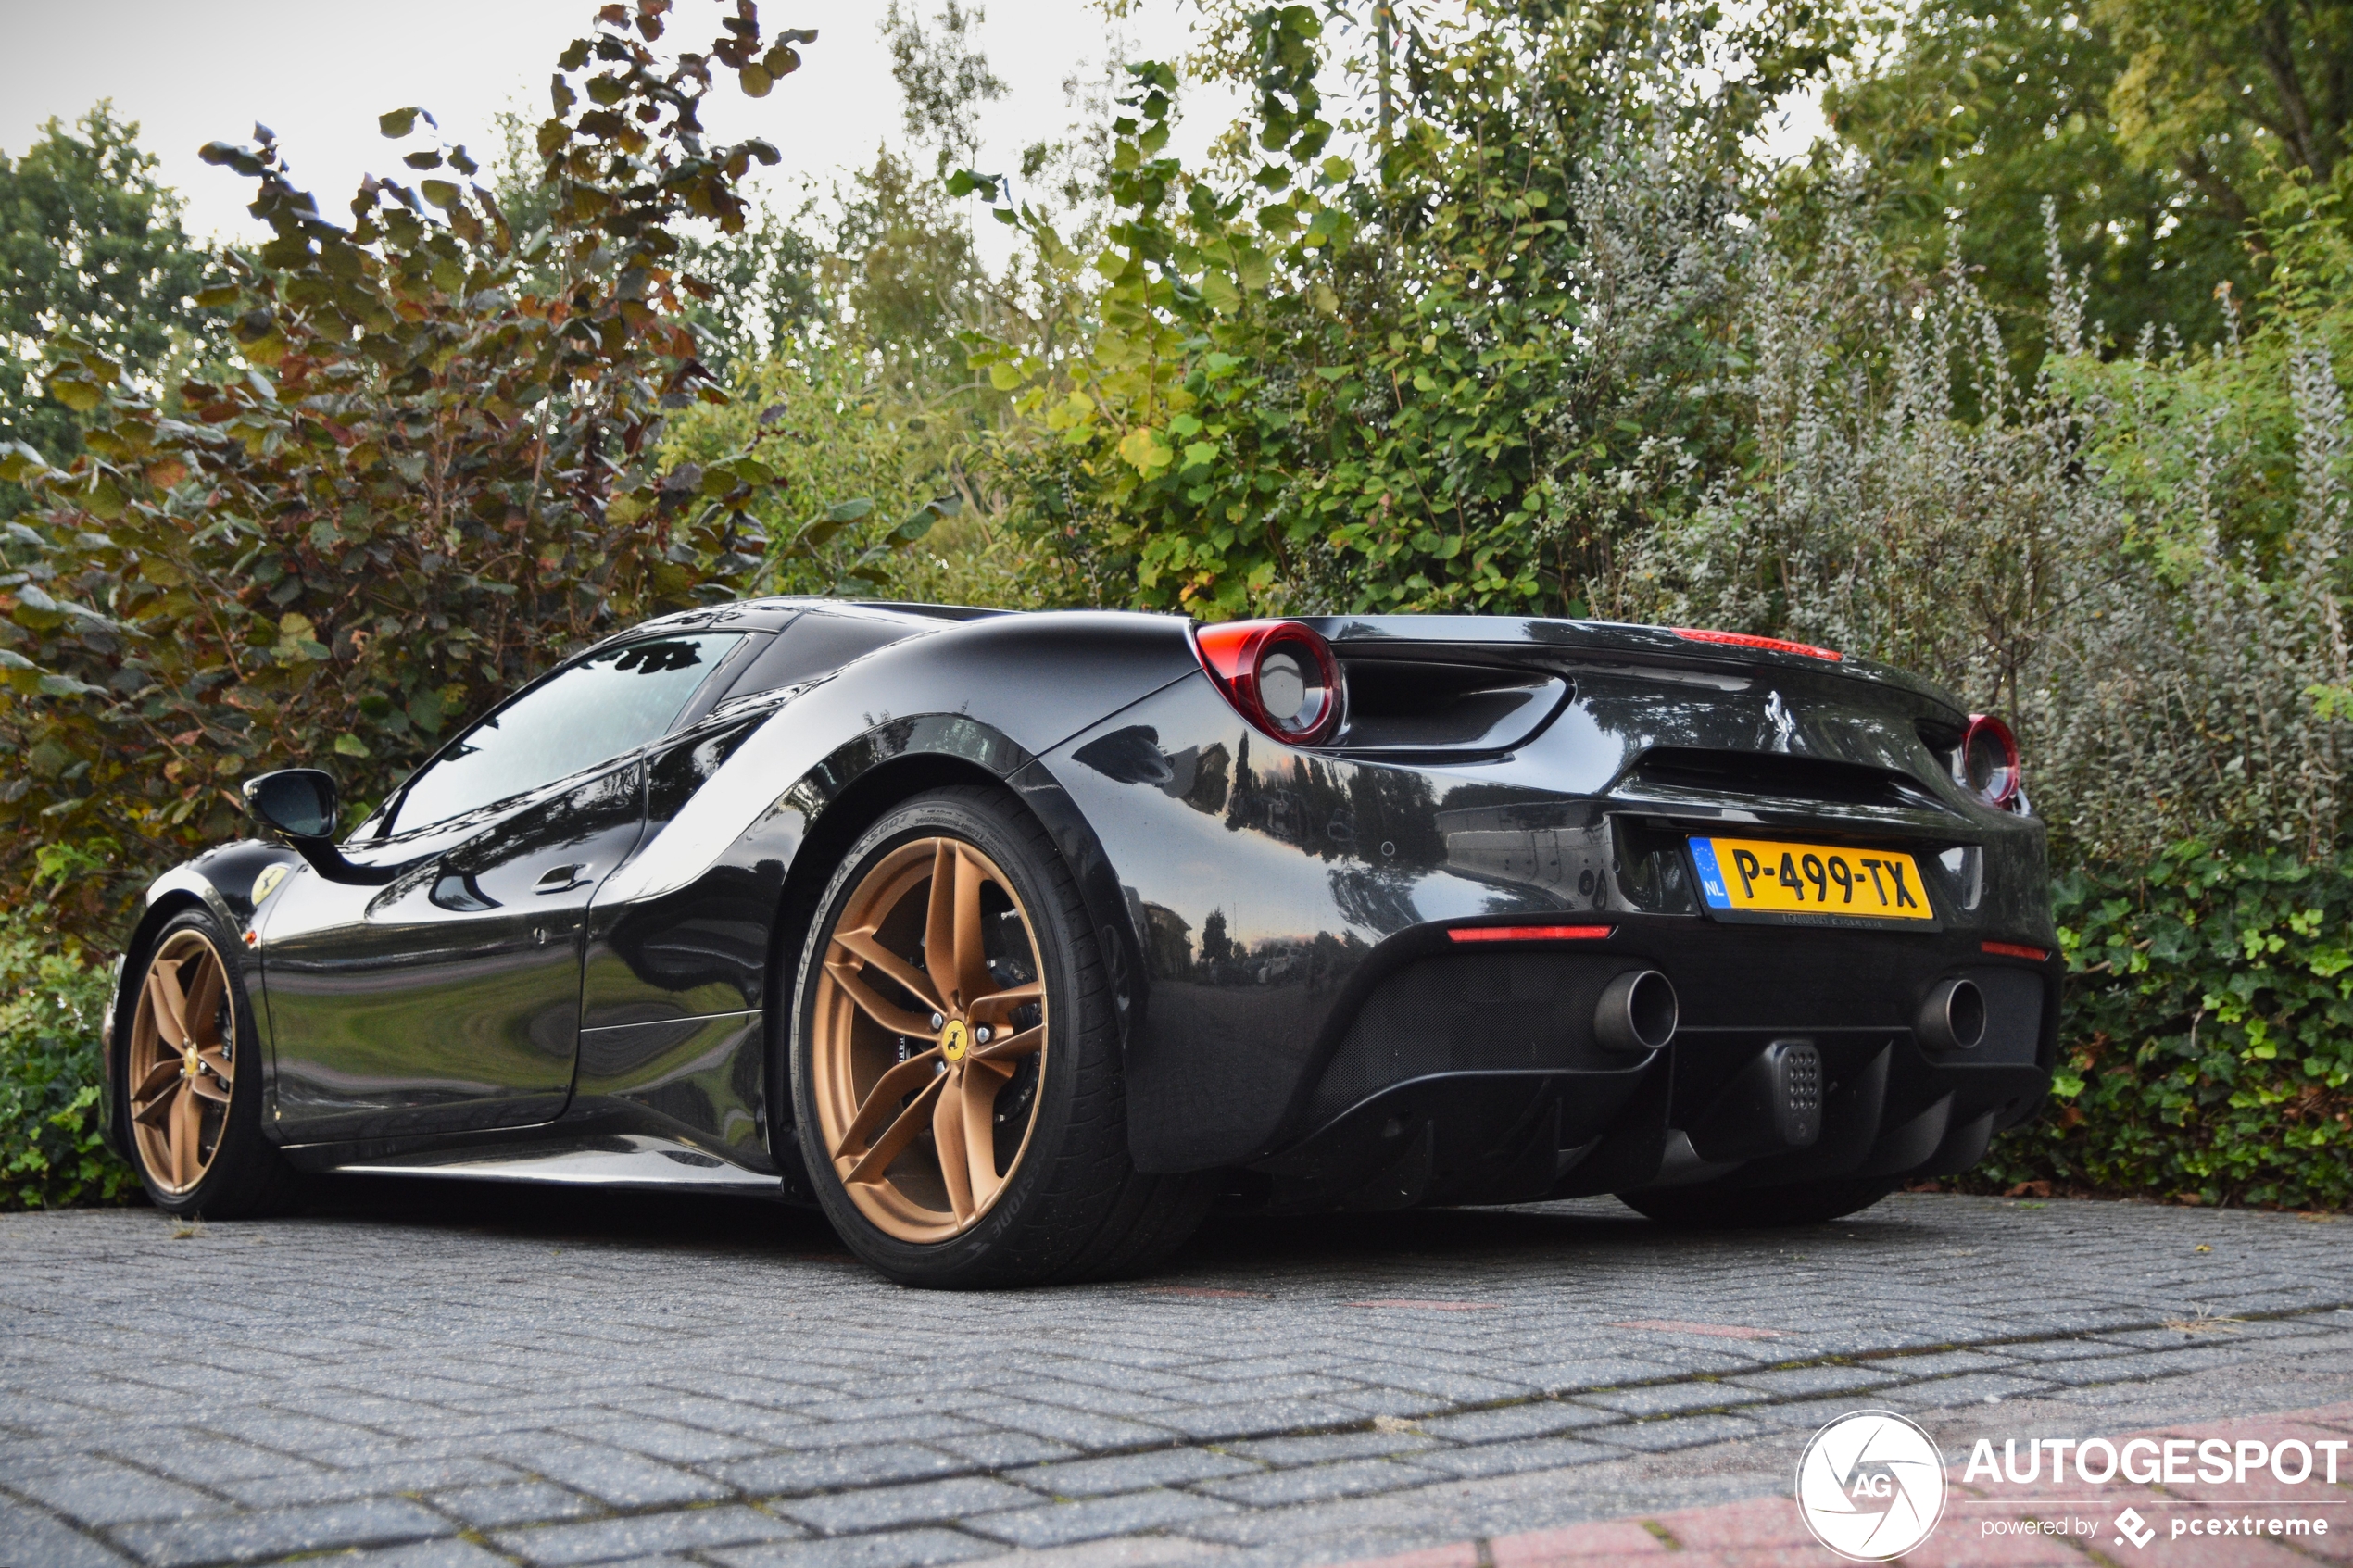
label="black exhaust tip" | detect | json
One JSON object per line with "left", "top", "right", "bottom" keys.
{"left": 1919, "top": 977, "right": 1987, "bottom": 1051}
{"left": 1596, "top": 970, "right": 1678, "bottom": 1054}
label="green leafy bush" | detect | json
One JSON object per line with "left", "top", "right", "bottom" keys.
{"left": 0, "top": 909, "right": 132, "bottom": 1210}
{"left": 1972, "top": 847, "right": 2353, "bottom": 1210}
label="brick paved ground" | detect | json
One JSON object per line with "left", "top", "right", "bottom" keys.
{"left": 4, "top": 1186, "right": 2351, "bottom": 1568}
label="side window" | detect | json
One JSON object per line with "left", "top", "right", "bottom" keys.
{"left": 393, "top": 633, "right": 745, "bottom": 831}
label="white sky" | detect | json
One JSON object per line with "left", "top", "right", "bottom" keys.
{"left": 0, "top": 0, "right": 1230, "bottom": 268}
{"left": 0, "top": 1, "right": 1821, "bottom": 265}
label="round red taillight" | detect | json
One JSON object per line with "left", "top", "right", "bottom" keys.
{"left": 1958, "top": 713, "right": 2021, "bottom": 809}
{"left": 1192, "top": 620, "right": 1344, "bottom": 746}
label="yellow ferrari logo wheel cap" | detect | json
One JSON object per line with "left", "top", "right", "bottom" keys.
{"left": 939, "top": 1018, "right": 970, "bottom": 1061}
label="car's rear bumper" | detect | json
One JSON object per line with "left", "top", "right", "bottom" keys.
{"left": 1232, "top": 920, "right": 2056, "bottom": 1210}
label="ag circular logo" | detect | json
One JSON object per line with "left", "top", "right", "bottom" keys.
{"left": 1794, "top": 1410, "right": 1947, "bottom": 1561}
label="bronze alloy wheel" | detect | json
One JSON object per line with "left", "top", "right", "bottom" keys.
{"left": 810, "top": 836, "right": 1051, "bottom": 1243}
{"left": 128, "top": 927, "right": 239, "bottom": 1194}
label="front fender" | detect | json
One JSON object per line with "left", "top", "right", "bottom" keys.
{"left": 106, "top": 844, "right": 303, "bottom": 1157}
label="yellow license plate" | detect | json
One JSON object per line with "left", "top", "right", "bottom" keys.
{"left": 1689, "top": 836, "right": 1934, "bottom": 922}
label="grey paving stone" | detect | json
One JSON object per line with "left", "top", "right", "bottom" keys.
{"left": 1150, "top": 1399, "right": 1392, "bottom": 1443}
{"left": 1314, "top": 1388, "right": 1450, "bottom": 1420}
{"left": 1579, "top": 1413, "right": 1768, "bottom": 1452}
{"left": 947, "top": 1400, "right": 1176, "bottom": 1449}
{"left": 2000, "top": 1337, "right": 2144, "bottom": 1363}
{"left": 1410, "top": 1400, "right": 1617, "bottom": 1443}
{"left": 1328, "top": 1364, "right": 1534, "bottom": 1403}
{"left": 6, "top": 1462, "right": 223, "bottom": 1527}
{"left": 766, "top": 1416, "right": 990, "bottom": 1452}
{"left": 964, "top": 1487, "right": 1237, "bottom": 1547}
{"left": 108, "top": 1498, "right": 453, "bottom": 1568}
{"left": 1724, "top": 1364, "right": 1902, "bottom": 1398}
{"left": 774, "top": 1476, "right": 1038, "bottom": 1534}
{"left": 1192, "top": 1457, "right": 1446, "bottom": 1507}
{"left": 716, "top": 1443, "right": 968, "bottom": 1497}
{"left": 923, "top": 1430, "right": 1078, "bottom": 1468}
{"left": 1397, "top": 1435, "right": 1619, "bottom": 1479}
{"left": 1573, "top": 1381, "right": 1769, "bottom": 1417}
{"left": 100, "top": 1437, "right": 325, "bottom": 1487}
{"left": 426, "top": 1482, "right": 602, "bottom": 1529}
{"left": 498, "top": 1443, "right": 732, "bottom": 1508}
{"left": 609, "top": 1396, "right": 816, "bottom": 1441}
{"left": 492, "top": 1503, "right": 803, "bottom": 1565}
{"left": 1223, "top": 1430, "right": 1437, "bottom": 1466}
{"left": 214, "top": 1458, "right": 521, "bottom": 1508}
{"left": 556, "top": 1418, "right": 770, "bottom": 1465}
{"left": 308, "top": 1541, "right": 512, "bottom": 1568}
{"left": 1878, "top": 1373, "right": 2053, "bottom": 1408}
{"left": 0, "top": 1496, "right": 135, "bottom": 1568}
{"left": 1010, "top": 1447, "right": 1260, "bottom": 1499}
{"left": 1869, "top": 1348, "right": 2019, "bottom": 1378}
{"left": 709, "top": 1527, "right": 1000, "bottom": 1567}
{"left": 1738, "top": 1396, "right": 1900, "bottom": 1432}
{"left": 1500, "top": 1356, "right": 1678, "bottom": 1393}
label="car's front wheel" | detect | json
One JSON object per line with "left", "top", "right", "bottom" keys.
{"left": 1617, "top": 1176, "right": 1899, "bottom": 1229}
{"left": 791, "top": 785, "right": 1209, "bottom": 1288}
{"left": 120, "top": 909, "right": 304, "bottom": 1217}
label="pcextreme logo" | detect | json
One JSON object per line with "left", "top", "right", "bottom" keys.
{"left": 1794, "top": 1410, "right": 1947, "bottom": 1561}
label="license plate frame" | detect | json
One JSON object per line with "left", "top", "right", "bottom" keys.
{"left": 1688, "top": 835, "right": 1938, "bottom": 928}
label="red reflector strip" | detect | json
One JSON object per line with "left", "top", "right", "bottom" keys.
{"left": 1670, "top": 626, "right": 1843, "bottom": 661}
{"left": 1450, "top": 924, "right": 1616, "bottom": 944}
{"left": 1982, "top": 940, "right": 2049, "bottom": 961}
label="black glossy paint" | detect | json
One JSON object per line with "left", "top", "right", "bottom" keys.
{"left": 112, "top": 599, "right": 2058, "bottom": 1213}
{"left": 261, "top": 758, "right": 647, "bottom": 1140}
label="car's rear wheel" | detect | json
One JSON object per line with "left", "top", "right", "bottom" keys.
{"left": 122, "top": 909, "right": 303, "bottom": 1217}
{"left": 792, "top": 785, "right": 1211, "bottom": 1287}
{"left": 1617, "top": 1176, "right": 1898, "bottom": 1229}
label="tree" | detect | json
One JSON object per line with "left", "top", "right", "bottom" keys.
{"left": 2098, "top": 0, "right": 2353, "bottom": 226}
{"left": 1824, "top": 0, "right": 2252, "bottom": 360}
{"left": 0, "top": 106, "right": 225, "bottom": 508}
{"left": 884, "top": 0, "right": 1006, "bottom": 177}
{"left": 960, "top": 0, "right": 1840, "bottom": 617}
{"left": 0, "top": 0, "right": 850, "bottom": 926}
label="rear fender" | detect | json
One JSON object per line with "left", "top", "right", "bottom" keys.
{"left": 585, "top": 701, "right": 1178, "bottom": 1175}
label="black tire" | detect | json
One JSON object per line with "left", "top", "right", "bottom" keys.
{"left": 119, "top": 909, "right": 306, "bottom": 1219}
{"left": 790, "top": 784, "right": 1210, "bottom": 1287}
{"left": 1617, "top": 1175, "right": 1899, "bottom": 1229}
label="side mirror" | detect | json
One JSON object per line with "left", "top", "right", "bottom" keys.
{"left": 244, "top": 769, "right": 339, "bottom": 840}
{"left": 241, "top": 769, "right": 396, "bottom": 886}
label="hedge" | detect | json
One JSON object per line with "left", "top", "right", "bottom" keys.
{"left": 0, "top": 909, "right": 132, "bottom": 1210}
{"left": 1973, "top": 844, "right": 2353, "bottom": 1210}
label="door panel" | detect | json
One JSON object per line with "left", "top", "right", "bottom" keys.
{"left": 260, "top": 762, "right": 644, "bottom": 1141}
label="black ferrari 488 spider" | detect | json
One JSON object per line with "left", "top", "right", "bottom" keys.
{"left": 101, "top": 601, "right": 2057, "bottom": 1286}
